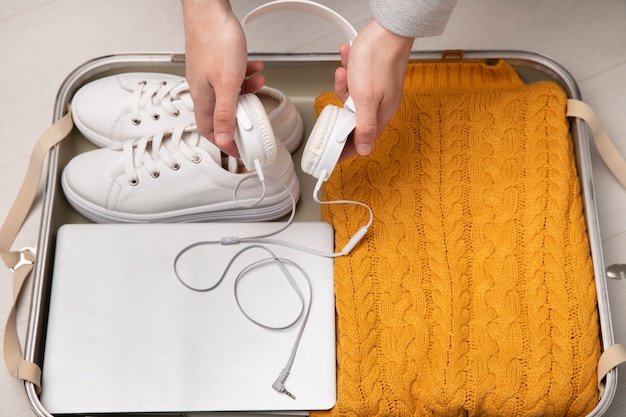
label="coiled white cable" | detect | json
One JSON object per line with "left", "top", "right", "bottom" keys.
{"left": 174, "top": 243, "right": 310, "bottom": 399}
{"left": 173, "top": 168, "right": 372, "bottom": 398}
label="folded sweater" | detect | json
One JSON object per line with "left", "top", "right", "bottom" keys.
{"left": 312, "top": 60, "right": 601, "bottom": 417}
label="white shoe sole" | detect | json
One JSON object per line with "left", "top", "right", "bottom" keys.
{"left": 61, "top": 170, "right": 300, "bottom": 224}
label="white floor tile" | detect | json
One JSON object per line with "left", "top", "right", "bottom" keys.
{"left": 0, "top": 0, "right": 52, "bottom": 21}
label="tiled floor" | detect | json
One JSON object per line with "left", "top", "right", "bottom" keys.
{"left": 2, "top": 0, "right": 626, "bottom": 416}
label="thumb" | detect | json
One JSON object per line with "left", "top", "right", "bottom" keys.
{"left": 212, "top": 89, "right": 240, "bottom": 157}
{"left": 353, "top": 100, "right": 378, "bottom": 156}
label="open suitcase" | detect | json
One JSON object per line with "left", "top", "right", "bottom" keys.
{"left": 0, "top": 48, "right": 617, "bottom": 417}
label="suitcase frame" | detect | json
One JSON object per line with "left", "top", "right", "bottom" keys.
{"left": 19, "top": 50, "right": 617, "bottom": 417}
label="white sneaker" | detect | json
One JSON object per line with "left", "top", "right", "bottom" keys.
{"left": 71, "top": 73, "right": 304, "bottom": 152}
{"left": 61, "top": 123, "right": 300, "bottom": 223}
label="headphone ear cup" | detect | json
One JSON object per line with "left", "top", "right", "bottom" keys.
{"left": 301, "top": 105, "right": 339, "bottom": 177}
{"left": 301, "top": 103, "right": 355, "bottom": 181}
{"left": 234, "top": 94, "right": 277, "bottom": 170}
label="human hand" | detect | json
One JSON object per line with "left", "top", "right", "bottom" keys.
{"left": 182, "top": 0, "right": 265, "bottom": 157}
{"left": 333, "top": 18, "right": 414, "bottom": 160}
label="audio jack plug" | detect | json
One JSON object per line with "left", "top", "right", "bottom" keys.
{"left": 272, "top": 368, "right": 296, "bottom": 399}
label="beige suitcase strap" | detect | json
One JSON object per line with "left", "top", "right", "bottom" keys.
{"left": 1, "top": 97, "right": 625, "bottom": 394}
{"left": 566, "top": 99, "right": 626, "bottom": 187}
{"left": 1, "top": 109, "right": 73, "bottom": 393}
{"left": 565, "top": 98, "right": 626, "bottom": 393}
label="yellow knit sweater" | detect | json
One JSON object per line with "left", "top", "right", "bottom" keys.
{"left": 312, "top": 60, "right": 600, "bottom": 417}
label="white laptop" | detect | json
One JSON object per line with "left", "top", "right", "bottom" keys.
{"left": 41, "top": 222, "right": 336, "bottom": 415}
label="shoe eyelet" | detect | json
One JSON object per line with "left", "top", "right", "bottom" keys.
{"left": 152, "top": 113, "right": 160, "bottom": 121}
{"left": 129, "top": 177, "right": 139, "bottom": 186}
{"left": 131, "top": 118, "right": 141, "bottom": 126}
{"left": 151, "top": 170, "right": 160, "bottom": 178}
{"left": 192, "top": 154, "right": 202, "bottom": 164}
{"left": 173, "top": 110, "right": 180, "bottom": 117}
{"left": 160, "top": 81, "right": 167, "bottom": 86}
{"left": 171, "top": 162, "right": 181, "bottom": 171}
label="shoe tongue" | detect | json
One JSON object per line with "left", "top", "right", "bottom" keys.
{"left": 194, "top": 134, "right": 223, "bottom": 163}
{"left": 193, "top": 134, "right": 239, "bottom": 173}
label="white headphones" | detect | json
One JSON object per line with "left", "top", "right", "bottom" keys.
{"left": 234, "top": 93, "right": 277, "bottom": 172}
{"left": 300, "top": 96, "right": 356, "bottom": 181}
{"left": 240, "top": 0, "right": 359, "bottom": 182}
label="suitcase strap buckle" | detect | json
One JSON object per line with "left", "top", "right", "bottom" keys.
{"left": 9, "top": 246, "right": 36, "bottom": 274}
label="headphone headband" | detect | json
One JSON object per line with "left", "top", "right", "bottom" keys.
{"left": 241, "top": 0, "right": 358, "bottom": 45}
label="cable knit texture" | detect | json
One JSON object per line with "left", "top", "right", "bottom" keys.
{"left": 311, "top": 60, "right": 600, "bottom": 417}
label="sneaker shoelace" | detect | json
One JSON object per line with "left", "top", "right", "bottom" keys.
{"left": 130, "top": 79, "right": 194, "bottom": 126}
{"left": 123, "top": 124, "right": 209, "bottom": 186}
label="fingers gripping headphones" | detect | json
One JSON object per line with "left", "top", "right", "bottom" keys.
{"left": 239, "top": 0, "right": 359, "bottom": 182}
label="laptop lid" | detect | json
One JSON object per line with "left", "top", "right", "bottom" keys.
{"left": 40, "top": 222, "right": 336, "bottom": 414}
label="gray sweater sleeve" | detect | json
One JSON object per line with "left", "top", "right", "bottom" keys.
{"left": 369, "top": 0, "right": 457, "bottom": 38}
